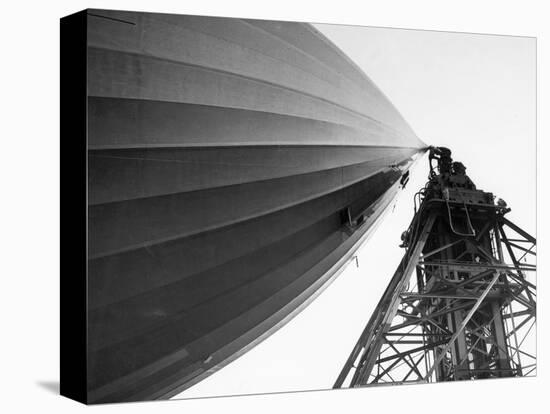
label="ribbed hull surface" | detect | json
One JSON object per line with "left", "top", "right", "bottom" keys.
{"left": 86, "top": 9, "right": 424, "bottom": 402}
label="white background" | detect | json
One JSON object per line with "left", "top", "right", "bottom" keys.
{"left": 0, "top": 0, "right": 547, "bottom": 413}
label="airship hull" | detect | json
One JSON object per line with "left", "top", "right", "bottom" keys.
{"left": 85, "top": 9, "right": 424, "bottom": 402}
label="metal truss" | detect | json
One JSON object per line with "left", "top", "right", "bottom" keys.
{"left": 334, "top": 150, "right": 536, "bottom": 388}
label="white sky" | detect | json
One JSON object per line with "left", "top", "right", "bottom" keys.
{"left": 177, "top": 24, "right": 536, "bottom": 399}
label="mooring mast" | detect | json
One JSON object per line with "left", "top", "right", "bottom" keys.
{"left": 334, "top": 147, "right": 536, "bottom": 387}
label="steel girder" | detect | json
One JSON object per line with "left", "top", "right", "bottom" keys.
{"left": 334, "top": 194, "right": 536, "bottom": 388}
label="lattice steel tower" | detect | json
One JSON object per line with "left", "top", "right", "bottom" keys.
{"left": 334, "top": 147, "right": 536, "bottom": 387}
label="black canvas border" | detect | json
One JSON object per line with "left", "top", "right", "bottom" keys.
{"left": 60, "top": 9, "right": 88, "bottom": 404}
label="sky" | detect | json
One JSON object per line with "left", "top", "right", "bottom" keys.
{"left": 317, "top": 24, "right": 536, "bottom": 235}
{"left": 176, "top": 24, "right": 536, "bottom": 399}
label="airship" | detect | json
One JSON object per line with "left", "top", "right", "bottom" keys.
{"left": 85, "top": 9, "right": 425, "bottom": 402}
